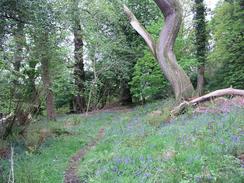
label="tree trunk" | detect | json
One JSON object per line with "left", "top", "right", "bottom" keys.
{"left": 154, "top": 0, "right": 195, "bottom": 100}
{"left": 72, "top": 0, "right": 86, "bottom": 113}
{"left": 120, "top": 82, "right": 133, "bottom": 105}
{"left": 124, "top": 0, "right": 195, "bottom": 100}
{"left": 0, "top": 19, "right": 5, "bottom": 52}
{"left": 13, "top": 22, "right": 24, "bottom": 72}
{"left": 41, "top": 33, "right": 56, "bottom": 120}
{"left": 197, "top": 65, "right": 205, "bottom": 96}
{"left": 194, "top": 0, "right": 207, "bottom": 96}
{"left": 27, "top": 61, "right": 41, "bottom": 115}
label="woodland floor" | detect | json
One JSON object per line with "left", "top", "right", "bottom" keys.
{"left": 0, "top": 98, "right": 244, "bottom": 183}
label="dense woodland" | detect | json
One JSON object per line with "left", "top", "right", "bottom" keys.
{"left": 0, "top": 0, "right": 244, "bottom": 182}
{"left": 0, "top": 0, "right": 243, "bottom": 119}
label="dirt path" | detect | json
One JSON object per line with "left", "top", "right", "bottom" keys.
{"left": 64, "top": 128, "right": 105, "bottom": 183}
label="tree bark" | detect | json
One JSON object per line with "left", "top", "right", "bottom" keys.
{"left": 41, "top": 33, "right": 56, "bottom": 120}
{"left": 171, "top": 88, "right": 244, "bottom": 116}
{"left": 124, "top": 0, "right": 195, "bottom": 100}
{"left": 194, "top": 0, "right": 207, "bottom": 96}
{"left": 13, "top": 22, "right": 24, "bottom": 72}
{"left": 196, "top": 65, "right": 205, "bottom": 96}
{"left": 155, "top": 0, "right": 195, "bottom": 100}
{"left": 72, "top": 0, "right": 86, "bottom": 113}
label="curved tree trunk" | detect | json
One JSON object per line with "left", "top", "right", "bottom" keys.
{"left": 124, "top": 0, "right": 194, "bottom": 100}
{"left": 155, "top": 0, "right": 194, "bottom": 100}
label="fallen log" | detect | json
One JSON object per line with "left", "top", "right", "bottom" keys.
{"left": 171, "top": 88, "right": 244, "bottom": 116}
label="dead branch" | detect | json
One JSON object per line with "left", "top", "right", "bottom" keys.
{"left": 171, "top": 88, "right": 244, "bottom": 116}
{"left": 123, "top": 5, "right": 156, "bottom": 57}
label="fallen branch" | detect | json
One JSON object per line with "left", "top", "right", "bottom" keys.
{"left": 171, "top": 88, "right": 244, "bottom": 116}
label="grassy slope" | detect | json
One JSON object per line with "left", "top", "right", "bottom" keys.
{"left": 1, "top": 100, "right": 243, "bottom": 183}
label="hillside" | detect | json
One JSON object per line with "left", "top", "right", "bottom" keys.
{"left": 1, "top": 99, "right": 243, "bottom": 183}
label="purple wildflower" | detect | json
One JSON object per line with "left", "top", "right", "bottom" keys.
{"left": 143, "top": 173, "right": 151, "bottom": 178}
{"left": 231, "top": 135, "right": 240, "bottom": 143}
{"left": 124, "top": 157, "right": 131, "bottom": 164}
{"left": 139, "top": 156, "right": 144, "bottom": 162}
{"left": 220, "top": 139, "right": 225, "bottom": 145}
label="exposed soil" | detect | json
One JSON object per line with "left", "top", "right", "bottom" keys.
{"left": 64, "top": 128, "right": 105, "bottom": 183}
{"left": 238, "top": 153, "right": 244, "bottom": 168}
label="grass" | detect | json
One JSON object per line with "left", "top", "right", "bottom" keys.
{"left": 0, "top": 100, "right": 244, "bottom": 183}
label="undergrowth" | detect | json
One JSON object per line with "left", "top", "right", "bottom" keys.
{"left": 0, "top": 100, "right": 243, "bottom": 183}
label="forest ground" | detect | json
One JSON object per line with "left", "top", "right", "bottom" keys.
{"left": 0, "top": 99, "right": 244, "bottom": 183}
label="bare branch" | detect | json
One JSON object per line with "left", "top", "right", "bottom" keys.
{"left": 171, "top": 88, "right": 244, "bottom": 116}
{"left": 123, "top": 5, "right": 156, "bottom": 57}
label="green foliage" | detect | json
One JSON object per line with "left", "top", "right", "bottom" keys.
{"left": 130, "top": 18, "right": 198, "bottom": 102}
{"left": 208, "top": 1, "right": 244, "bottom": 89}
{"left": 193, "top": 0, "right": 208, "bottom": 65}
{"left": 1, "top": 100, "right": 243, "bottom": 182}
{"left": 77, "top": 102, "right": 244, "bottom": 183}
{"left": 130, "top": 51, "right": 169, "bottom": 102}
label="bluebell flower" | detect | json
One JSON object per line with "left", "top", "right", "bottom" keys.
{"left": 114, "top": 157, "right": 122, "bottom": 165}
{"left": 195, "top": 175, "right": 201, "bottom": 182}
{"left": 112, "top": 166, "right": 119, "bottom": 173}
{"left": 124, "top": 157, "right": 131, "bottom": 164}
{"left": 139, "top": 156, "right": 144, "bottom": 162}
{"left": 135, "top": 170, "right": 141, "bottom": 177}
{"left": 231, "top": 135, "right": 240, "bottom": 143}
{"left": 220, "top": 139, "right": 225, "bottom": 145}
{"left": 143, "top": 173, "right": 151, "bottom": 178}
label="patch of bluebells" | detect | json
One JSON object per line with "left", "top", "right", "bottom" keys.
{"left": 176, "top": 134, "right": 195, "bottom": 146}
{"left": 126, "top": 117, "right": 146, "bottom": 136}
{"left": 111, "top": 155, "right": 157, "bottom": 178}
{"left": 113, "top": 156, "right": 133, "bottom": 166}
{"left": 231, "top": 135, "right": 240, "bottom": 144}
{"left": 95, "top": 167, "right": 108, "bottom": 176}
{"left": 186, "top": 154, "right": 201, "bottom": 165}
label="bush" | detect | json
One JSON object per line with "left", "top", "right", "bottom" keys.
{"left": 130, "top": 51, "right": 170, "bottom": 103}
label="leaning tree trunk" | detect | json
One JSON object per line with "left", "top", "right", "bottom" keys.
{"left": 124, "top": 0, "right": 195, "bottom": 100}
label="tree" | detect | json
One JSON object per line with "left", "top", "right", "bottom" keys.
{"left": 37, "top": 32, "right": 56, "bottom": 120}
{"left": 112, "top": 0, "right": 162, "bottom": 105}
{"left": 71, "top": 0, "right": 86, "bottom": 113}
{"left": 194, "top": 0, "right": 207, "bottom": 96}
{"left": 130, "top": 51, "right": 169, "bottom": 103}
{"left": 124, "top": 0, "right": 194, "bottom": 100}
{"left": 208, "top": 1, "right": 244, "bottom": 89}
